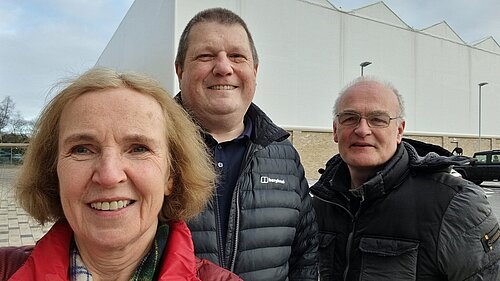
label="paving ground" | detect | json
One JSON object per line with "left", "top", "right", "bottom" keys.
{"left": 0, "top": 166, "right": 52, "bottom": 247}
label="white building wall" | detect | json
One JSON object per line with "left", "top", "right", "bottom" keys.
{"left": 97, "top": 0, "right": 500, "bottom": 137}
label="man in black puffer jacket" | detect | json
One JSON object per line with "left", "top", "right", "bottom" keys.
{"left": 311, "top": 76, "right": 500, "bottom": 280}
{"left": 174, "top": 8, "right": 318, "bottom": 281}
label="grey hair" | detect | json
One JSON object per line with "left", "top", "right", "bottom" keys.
{"left": 333, "top": 76, "right": 405, "bottom": 119}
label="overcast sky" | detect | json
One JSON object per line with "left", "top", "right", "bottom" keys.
{"left": 0, "top": 0, "right": 134, "bottom": 121}
{"left": 331, "top": 0, "right": 500, "bottom": 44}
{"left": 0, "top": 0, "right": 499, "bottom": 121}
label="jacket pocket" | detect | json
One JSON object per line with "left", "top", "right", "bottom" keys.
{"left": 318, "top": 232, "right": 336, "bottom": 279}
{"left": 359, "top": 237, "right": 419, "bottom": 281}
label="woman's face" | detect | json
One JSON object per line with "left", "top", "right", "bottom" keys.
{"left": 57, "top": 87, "right": 172, "bottom": 251}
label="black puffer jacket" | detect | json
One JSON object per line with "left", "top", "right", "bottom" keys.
{"left": 310, "top": 142, "right": 500, "bottom": 281}
{"left": 187, "top": 103, "right": 318, "bottom": 281}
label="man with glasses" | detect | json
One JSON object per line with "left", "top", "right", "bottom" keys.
{"left": 311, "top": 77, "right": 500, "bottom": 280}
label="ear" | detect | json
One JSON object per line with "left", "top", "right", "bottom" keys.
{"left": 164, "top": 176, "right": 174, "bottom": 196}
{"left": 396, "top": 120, "right": 406, "bottom": 144}
{"left": 333, "top": 121, "right": 339, "bottom": 143}
{"left": 254, "top": 63, "right": 259, "bottom": 76}
{"left": 175, "top": 64, "right": 183, "bottom": 88}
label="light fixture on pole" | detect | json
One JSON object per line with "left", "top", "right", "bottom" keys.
{"left": 360, "top": 61, "right": 372, "bottom": 76}
{"left": 478, "top": 82, "right": 488, "bottom": 151}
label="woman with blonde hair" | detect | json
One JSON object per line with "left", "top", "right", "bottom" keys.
{"left": 0, "top": 67, "right": 241, "bottom": 281}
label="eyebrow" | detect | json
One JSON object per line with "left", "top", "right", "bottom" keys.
{"left": 122, "top": 134, "right": 161, "bottom": 147}
{"left": 61, "top": 133, "right": 161, "bottom": 147}
{"left": 368, "top": 110, "right": 391, "bottom": 115}
{"left": 60, "top": 133, "right": 96, "bottom": 146}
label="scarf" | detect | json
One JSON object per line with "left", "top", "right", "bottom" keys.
{"left": 69, "top": 224, "right": 170, "bottom": 281}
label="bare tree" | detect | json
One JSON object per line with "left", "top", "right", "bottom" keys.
{"left": 10, "top": 111, "right": 27, "bottom": 135}
{"left": 0, "top": 97, "right": 14, "bottom": 130}
{"left": 17, "top": 118, "right": 35, "bottom": 138}
{"left": 0, "top": 96, "right": 15, "bottom": 142}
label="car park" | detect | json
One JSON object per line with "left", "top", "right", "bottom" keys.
{"left": 0, "top": 151, "right": 12, "bottom": 163}
{"left": 0, "top": 150, "right": 24, "bottom": 164}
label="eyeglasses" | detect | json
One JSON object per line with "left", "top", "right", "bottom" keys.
{"left": 336, "top": 112, "right": 400, "bottom": 128}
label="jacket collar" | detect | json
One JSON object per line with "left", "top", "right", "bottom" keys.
{"left": 312, "top": 142, "right": 411, "bottom": 202}
{"left": 359, "top": 142, "right": 409, "bottom": 201}
{"left": 9, "top": 220, "right": 200, "bottom": 281}
{"left": 245, "top": 102, "right": 289, "bottom": 146}
{"left": 312, "top": 141, "right": 472, "bottom": 202}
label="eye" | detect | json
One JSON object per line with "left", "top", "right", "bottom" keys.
{"left": 368, "top": 115, "right": 390, "bottom": 126}
{"left": 197, "top": 54, "right": 214, "bottom": 62}
{"left": 130, "top": 145, "right": 150, "bottom": 154}
{"left": 71, "top": 145, "right": 91, "bottom": 155}
{"left": 229, "top": 53, "right": 247, "bottom": 62}
{"left": 339, "top": 113, "right": 359, "bottom": 125}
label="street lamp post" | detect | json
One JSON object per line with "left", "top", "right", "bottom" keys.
{"left": 360, "top": 61, "right": 372, "bottom": 76}
{"left": 478, "top": 82, "right": 488, "bottom": 151}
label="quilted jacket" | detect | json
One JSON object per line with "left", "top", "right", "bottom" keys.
{"left": 187, "top": 103, "right": 319, "bottom": 281}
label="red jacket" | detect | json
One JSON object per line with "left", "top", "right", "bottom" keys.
{"left": 1, "top": 220, "right": 241, "bottom": 281}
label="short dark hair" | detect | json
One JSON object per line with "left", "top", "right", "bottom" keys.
{"left": 175, "top": 7, "right": 259, "bottom": 69}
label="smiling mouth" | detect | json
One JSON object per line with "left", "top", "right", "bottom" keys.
{"left": 209, "top": 85, "right": 236, "bottom": 90}
{"left": 351, "top": 144, "right": 374, "bottom": 148}
{"left": 90, "top": 200, "right": 134, "bottom": 211}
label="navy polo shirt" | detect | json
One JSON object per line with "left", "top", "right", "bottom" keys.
{"left": 209, "top": 116, "right": 252, "bottom": 248}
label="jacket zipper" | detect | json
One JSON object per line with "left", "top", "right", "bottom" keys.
{"left": 343, "top": 195, "right": 364, "bottom": 280}
{"left": 312, "top": 192, "right": 356, "bottom": 281}
{"left": 213, "top": 191, "right": 228, "bottom": 268}
{"left": 343, "top": 220, "right": 356, "bottom": 280}
{"left": 230, "top": 186, "right": 241, "bottom": 271}
{"left": 229, "top": 142, "right": 257, "bottom": 271}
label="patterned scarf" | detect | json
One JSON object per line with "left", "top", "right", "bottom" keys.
{"left": 69, "top": 224, "right": 170, "bottom": 281}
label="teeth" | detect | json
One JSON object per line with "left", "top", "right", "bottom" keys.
{"left": 210, "top": 85, "right": 235, "bottom": 90}
{"left": 91, "top": 200, "right": 131, "bottom": 211}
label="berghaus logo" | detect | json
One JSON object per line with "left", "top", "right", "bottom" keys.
{"left": 260, "top": 176, "right": 285, "bottom": 184}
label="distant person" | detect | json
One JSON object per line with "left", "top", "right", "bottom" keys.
{"left": 451, "top": 146, "right": 463, "bottom": 156}
{"left": 311, "top": 76, "right": 500, "bottom": 280}
{"left": 174, "top": 7, "right": 318, "bottom": 281}
{"left": 0, "top": 68, "right": 241, "bottom": 280}
{"left": 493, "top": 155, "right": 499, "bottom": 163}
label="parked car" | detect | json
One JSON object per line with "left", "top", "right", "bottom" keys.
{"left": 0, "top": 150, "right": 24, "bottom": 164}
{"left": 11, "top": 153, "right": 23, "bottom": 163}
{"left": 0, "top": 150, "right": 11, "bottom": 163}
{"left": 453, "top": 150, "right": 500, "bottom": 185}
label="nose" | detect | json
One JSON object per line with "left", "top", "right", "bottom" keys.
{"left": 212, "top": 52, "right": 233, "bottom": 76}
{"left": 354, "top": 118, "right": 372, "bottom": 137}
{"left": 92, "top": 151, "right": 127, "bottom": 187}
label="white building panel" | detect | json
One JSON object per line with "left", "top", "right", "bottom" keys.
{"left": 97, "top": 0, "right": 177, "bottom": 91}
{"left": 414, "top": 34, "right": 471, "bottom": 134}
{"left": 474, "top": 37, "right": 500, "bottom": 54}
{"left": 97, "top": 0, "right": 500, "bottom": 137}
{"left": 420, "top": 21, "right": 464, "bottom": 43}
{"left": 246, "top": 0, "right": 341, "bottom": 129}
{"left": 351, "top": 2, "right": 409, "bottom": 29}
